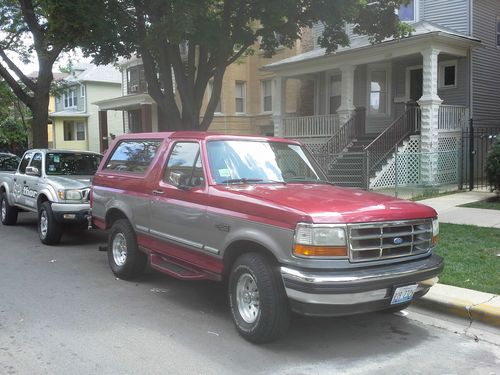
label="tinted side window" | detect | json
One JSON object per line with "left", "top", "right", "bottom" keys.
{"left": 18, "top": 152, "right": 33, "bottom": 174}
{"left": 104, "top": 140, "right": 162, "bottom": 173}
{"left": 164, "top": 142, "right": 204, "bottom": 187}
{"left": 31, "top": 153, "right": 43, "bottom": 171}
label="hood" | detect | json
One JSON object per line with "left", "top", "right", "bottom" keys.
{"left": 46, "top": 175, "right": 93, "bottom": 189}
{"left": 214, "top": 183, "right": 436, "bottom": 224}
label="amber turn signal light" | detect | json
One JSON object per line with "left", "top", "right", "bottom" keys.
{"left": 293, "top": 244, "right": 348, "bottom": 257}
{"left": 432, "top": 235, "right": 438, "bottom": 245}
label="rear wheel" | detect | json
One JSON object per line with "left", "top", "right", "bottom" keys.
{"left": 0, "top": 193, "right": 17, "bottom": 225}
{"left": 228, "top": 252, "right": 290, "bottom": 343}
{"left": 107, "top": 219, "right": 147, "bottom": 279}
{"left": 38, "top": 201, "right": 63, "bottom": 245}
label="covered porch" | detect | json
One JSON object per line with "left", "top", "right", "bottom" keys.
{"left": 264, "top": 21, "right": 480, "bottom": 186}
{"left": 93, "top": 94, "right": 157, "bottom": 152}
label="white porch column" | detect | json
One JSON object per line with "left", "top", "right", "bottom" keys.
{"left": 337, "top": 65, "right": 356, "bottom": 124}
{"left": 418, "top": 48, "right": 442, "bottom": 186}
{"left": 273, "top": 76, "right": 287, "bottom": 137}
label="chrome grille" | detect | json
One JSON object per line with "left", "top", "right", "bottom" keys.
{"left": 348, "top": 219, "right": 433, "bottom": 262}
{"left": 81, "top": 188, "right": 91, "bottom": 202}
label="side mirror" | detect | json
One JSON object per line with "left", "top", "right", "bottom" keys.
{"left": 168, "top": 171, "right": 190, "bottom": 190}
{"left": 25, "top": 166, "right": 41, "bottom": 177}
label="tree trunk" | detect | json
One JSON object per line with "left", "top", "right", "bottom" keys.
{"left": 30, "top": 92, "right": 50, "bottom": 148}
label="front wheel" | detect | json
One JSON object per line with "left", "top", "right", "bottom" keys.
{"left": 228, "top": 252, "right": 290, "bottom": 343}
{"left": 1, "top": 193, "right": 17, "bottom": 225}
{"left": 107, "top": 219, "right": 147, "bottom": 280}
{"left": 38, "top": 201, "right": 63, "bottom": 245}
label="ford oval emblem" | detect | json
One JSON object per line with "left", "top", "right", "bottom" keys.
{"left": 393, "top": 237, "right": 404, "bottom": 245}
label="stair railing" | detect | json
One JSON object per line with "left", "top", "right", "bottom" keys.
{"left": 364, "top": 105, "right": 421, "bottom": 175}
{"left": 314, "top": 107, "right": 365, "bottom": 170}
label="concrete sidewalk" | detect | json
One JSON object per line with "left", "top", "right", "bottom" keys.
{"left": 413, "top": 191, "right": 500, "bottom": 331}
{"left": 418, "top": 191, "right": 500, "bottom": 228}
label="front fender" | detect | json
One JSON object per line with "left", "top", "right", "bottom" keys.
{"left": 221, "top": 223, "right": 294, "bottom": 263}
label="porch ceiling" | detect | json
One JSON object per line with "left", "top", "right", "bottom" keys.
{"left": 264, "top": 21, "right": 481, "bottom": 77}
{"left": 92, "top": 93, "right": 156, "bottom": 111}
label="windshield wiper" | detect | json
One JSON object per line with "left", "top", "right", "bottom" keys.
{"left": 220, "top": 178, "right": 264, "bottom": 184}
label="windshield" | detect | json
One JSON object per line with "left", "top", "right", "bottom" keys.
{"left": 45, "top": 153, "right": 102, "bottom": 176}
{"left": 206, "top": 140, "right": 327, "bottom": 184}
{"left": 0, "top": 154, "right": 20, "bottom": 171}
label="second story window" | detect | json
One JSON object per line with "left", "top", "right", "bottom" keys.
{"left": 235, "top": 81, "right": 246, "bottom": 114}
{"left": 398, "top": 0, "right": 416, "bottom": 22}
{"left": 63, "top": 88, "right": 77, "bottom": 109}
{"left": 127, "top": 65, "right": 147, "bottom": 94}
{"left": 261, "top": 80, "right": 273, "bottom": 112}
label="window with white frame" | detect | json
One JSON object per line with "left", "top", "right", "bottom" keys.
{"left": 398, "top": 0, "right": 417, "bottom": 22}
{"left": 439, "top": 61, "right": 457, "bottom": 88}
{"left": 63, "top": 88, "right": 78, "bottom": 109}
{"left": 80, "top": 84, "right": 85, "bottom": 97}
{"left": 63, "top": 121, "right": 86, "bottom": 141}
{"left": 262, "top": 80, "right": 273, "bottom": 112}
{"left": 369, "top": 69, "right": 388, "bottom": 115}
{"left": 208, "top": 81, "right": 222, "bottom": 113}
{"left": 235, "top": 81, "right": 246, "bottom": 114}
{"left": 329, "top": 74, "right": 341, "bottom": 114}
{"left": 496, "top": 17, "right": 500, "bottom": 47}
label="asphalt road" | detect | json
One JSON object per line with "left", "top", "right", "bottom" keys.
{"left": 1, "top": 213, "right": 499, "bottom": 375}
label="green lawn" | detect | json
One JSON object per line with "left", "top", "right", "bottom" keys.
{"left": 458, "top": 197, "right": 500, "bottom": 211}
{"left": 434, "top": 223, "right": 500, "bottom": 295}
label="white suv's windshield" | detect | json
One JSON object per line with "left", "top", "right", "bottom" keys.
{"left": 206, "top": 140, "right": 327, "bottom": 184}
{"left": 46, "top": 153, "right": 102, "bottom": 176}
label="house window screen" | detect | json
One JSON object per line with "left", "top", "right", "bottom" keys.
{"left": 369, "top": 70, "right": 387, "bottom": 114}
{"left": 262, "top": 80, "right": 273, "bottom": 112}
{"left": 329, "top": 75, "right": 341, "bottom": 114}
{"left": 235, "top": 81, "right": 246, "bottom": 113}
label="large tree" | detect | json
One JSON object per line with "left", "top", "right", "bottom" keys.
{"left": 73, "top": 0, "right": 410, "bottom": 132}
{"left": 0, "top": 0, "right": 92, "bottom": 148}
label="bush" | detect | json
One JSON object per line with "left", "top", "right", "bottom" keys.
{"left": 486, "top": 136, "right": 500, "bottom": 194}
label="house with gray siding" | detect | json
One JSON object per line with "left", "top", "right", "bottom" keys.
{"left": 264, "top": 0, "right": 500, "bottom": 190}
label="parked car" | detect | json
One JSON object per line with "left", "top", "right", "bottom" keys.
{"left": 91, "top": 132, "right": 443, "bottom": 343}
{"left": 0, "top": 149, "right": 102, "bottom": 245}
{"left": 0, "top": 153, "right": 21, "bottom": 171}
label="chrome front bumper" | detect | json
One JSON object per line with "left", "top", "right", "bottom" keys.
{"left": 280, "top": 254, "right": 444, "bottom": 316}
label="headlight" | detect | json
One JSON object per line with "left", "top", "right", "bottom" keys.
{"left": 58, "top": 189, "right": 83, "bottom": 200}
{"left": 294, "top": 223, "right": 347, "bottom": 258}
{"left": 432, "top": 217, "right": 439, "bottom": 245}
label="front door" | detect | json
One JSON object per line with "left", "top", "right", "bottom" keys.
{"left": 409, "top": 68, "right": 423, "bottom": 103}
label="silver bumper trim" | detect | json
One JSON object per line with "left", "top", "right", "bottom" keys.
{"left": 51, "top": 202, "right": 90, "bottom": 213}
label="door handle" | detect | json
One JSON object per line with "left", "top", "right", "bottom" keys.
{"left": 152, "top": 189, "right": 164, "bottom": 195}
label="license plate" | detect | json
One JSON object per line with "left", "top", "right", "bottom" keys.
{"left": 391, "top": 284, "right": 418, "bottom": 305}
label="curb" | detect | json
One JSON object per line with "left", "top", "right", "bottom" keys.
{"left": 414, "top": 283, "right": 500, "bottom": 328}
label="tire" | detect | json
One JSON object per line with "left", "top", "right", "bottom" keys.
{"left": 107, "top": 219, "right": 147, "bottom": 280}
{"left": 38, "top": 201, "right": 63, "bottom": 245}
{"left": 1, "top": 192, "right": 18, "bottom": 225}
{"left": 228, "top": 252, "right": 290, "bottom": 343}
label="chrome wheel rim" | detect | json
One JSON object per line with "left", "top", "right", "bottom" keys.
{"left": 40, "top": 210, "right": 48, "bottom": 238}
{"left": 1, "top": 199, "right": 6, "bottom": 221}
{"left": 112, "top": 233, "right": 127, "bottom": 266}
{"left": 236, "top": 273, "right": 260, "bottom": 324}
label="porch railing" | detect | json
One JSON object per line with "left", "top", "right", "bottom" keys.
{"left": 438, "top": 105, "right": 469, "bottom": 130}
{"left": 314, "top": 108, "right": 365, "bottom": 170}
{"left": 365, "top": 105, "right": 421, "bottom": 174}
{"left": 283, "top": 114, "right": 340, "bottom": 138}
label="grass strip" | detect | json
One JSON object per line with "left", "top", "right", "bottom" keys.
{"left": 434, "top": 223, "right": 500, "bottom": 295}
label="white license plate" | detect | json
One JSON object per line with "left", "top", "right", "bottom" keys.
{"left": 390, "top": 284, "right": 418, "bottom": 305}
